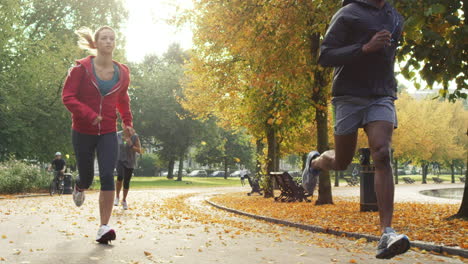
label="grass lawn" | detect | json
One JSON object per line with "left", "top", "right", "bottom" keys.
{"left": 89, "top": 173, "right": 463, "bottom": 190}
{"left": 396, "top": 174, "right": 464, "bottom": 183}
{"left": 92, "top": 176, "right": 243, "bottom": 189}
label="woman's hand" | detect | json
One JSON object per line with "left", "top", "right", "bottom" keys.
{"left": 92, "top": 115, "right": 103, "bottom": 125}
{"left": 124, "top": 126, "right": 135, "bottom": 136}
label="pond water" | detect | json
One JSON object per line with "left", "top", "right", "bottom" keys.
{"left": 419, "top": 188, "right": 464, "bottom": 200}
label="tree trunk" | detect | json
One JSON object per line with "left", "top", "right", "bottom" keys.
{"left": 310, "top": 32, "right": 333, "bottom": 205}
{"left": 275, "top": 139, "right": 280, "bottom": 171}
{"left": 224, "top": 156, "right": 228, "bottom": 180}
{"left": 264, "top": 126, "right": 277, "bottom": 198}
{"left": 334, "top": 170, "right": 339, "bottom": 187}
{"left": 315, "top": 107, "right": 333, "bottom": 205}
{"left": 452, "top": 153, "right": 468, "bottom": 219}
{"left": 176, "top": 152, "right": 184, "bottom": 181}
{"left": 255, "top": 139, "right": 264, "bottom": 177}
{"left": 301, "top": 153, "right": 307, "bottom": 171}
{"left": 450, "top": 160, "right": 455, "bottom": 184}
{"left": 167, "top": 159, "right": 175, "bottom": 179}
{"left": 421, "top": 163, "right": 428, "bottom": 184}
{"left": 394, "top": 158, "right": 399, "bottom": 185}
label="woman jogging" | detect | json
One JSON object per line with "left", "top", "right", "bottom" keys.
{"left": 115, "top": 128, "right": 141, "bottom": 210}
{"left": 62, "top": 26, "right": 134, "bottom": 244}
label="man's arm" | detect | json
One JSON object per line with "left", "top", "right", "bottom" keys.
{"left": 318, "top": 10, "right": 365, "bottom": 67}
{"left": 319, "top": 9, "right": 392, "bottom": 67}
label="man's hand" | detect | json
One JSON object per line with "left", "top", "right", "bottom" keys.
{"left": 362, "top": 30, "right": 391, "bottom": 54}
{"left": 92, "top": 115, "right": 103, "bottom": 126}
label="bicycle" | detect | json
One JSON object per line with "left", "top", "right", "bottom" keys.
{"left": 49, "top": 171, "right": 65, "bottom": 196}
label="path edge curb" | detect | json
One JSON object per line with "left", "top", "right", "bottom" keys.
{"left": 206, "top": 199, "right": 468, "bottom": 259}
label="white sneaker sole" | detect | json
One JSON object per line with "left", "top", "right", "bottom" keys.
{"left": 96, "top": 229, "right": 116, "bottom": 244}
{"left": 376, "top": 235, "right": 410, "bottom": 259}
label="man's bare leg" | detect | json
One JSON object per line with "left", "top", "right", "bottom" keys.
{"left": 311, "top": 133, "right": 359, "bottom": 171}
{"left": 364, "top": 121, "right": 394, "bottom": 232}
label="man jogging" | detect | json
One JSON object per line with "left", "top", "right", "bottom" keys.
{"left": 310, "top": 0, "right": 410, "bottom": 259}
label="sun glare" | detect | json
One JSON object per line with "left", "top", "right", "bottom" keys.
{"left": 124, "top": 0, "right": 193, "bottom": 62}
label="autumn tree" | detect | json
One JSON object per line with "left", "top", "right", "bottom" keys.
{"left": 390, "top": 94, "right": 467, "bottom": 184}
{"left": 183, "top": 0, "right": 340, "bottom": 203}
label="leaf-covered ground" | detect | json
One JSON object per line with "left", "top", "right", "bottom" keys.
{"left": 210, "top": 192, "right": 468, "bottom": 250}
{"left": 0, "top": 189, "right": 466, "bottom": 263}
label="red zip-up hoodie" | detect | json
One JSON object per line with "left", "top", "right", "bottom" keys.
{"left": 62, "top": 56, "right": 133, "bottom": 135}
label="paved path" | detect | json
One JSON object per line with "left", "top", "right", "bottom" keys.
{"left": 0, "top": 186, "right": 465, "bottom": 264}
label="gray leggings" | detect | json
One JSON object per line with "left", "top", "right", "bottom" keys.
{"left": 72, "top": 130, "right": 117, "bottom": 191}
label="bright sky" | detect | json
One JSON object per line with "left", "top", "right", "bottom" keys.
{"left": 123, "top": 0, "right": 193, "bottom": 62}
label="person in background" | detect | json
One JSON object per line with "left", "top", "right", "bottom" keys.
{"left": 49, "top": 152, "right": 66, "bottom": 180}
{"left": 115, "top": 127, "right": 142, "bottom": 210}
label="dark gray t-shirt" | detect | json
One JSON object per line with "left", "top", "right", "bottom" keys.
{"left": 117, "top": 131, "right": 139, "bottom": 169}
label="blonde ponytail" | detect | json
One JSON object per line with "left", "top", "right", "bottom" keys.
{"left": 75, "top": 27, "right": 97, "bottom": 51}
{"left": 75, "top": 26, "right": 116, "bottom": 53}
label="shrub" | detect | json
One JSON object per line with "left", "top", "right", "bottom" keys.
{"left": 0, "top": 160, "right": 50, "bottom": 194}
{"left": 134, "top": 153, "right": 159, "bottom": 176}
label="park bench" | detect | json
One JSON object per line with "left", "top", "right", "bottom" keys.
{"left": 271, "top": 172, "right": 291, "bottom": 202}
{"left": 271, "top": 172, "right": 311, "bottom": 202}
{"left": 343, "top": 177, "right": 359, "bottom": 186}
{"left": 245, "top": 175, "right": 263, "bottom": 196}
{"left": 460, "top": 177, "right": 465, "bottom": 183}
{"left": 402, "top": 177, "right": 415, "bottom": 184}
{"left": 432, "top": 177, "right": 444, "bottom": 184}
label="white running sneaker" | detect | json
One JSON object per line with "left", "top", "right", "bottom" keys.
{"left": 122, "top": 200, "right": 128, "bottom": 210}
{"left": 96, "top": 225, "right": 116, "bottom": 244}
{"left": 376, "top": 227, "right": 410, "bottom": 259}
{"left": 114, "top": 197, "right": 119, "bottom": 206}
{"left": 72, "top": 184, "right": 85, "bottom": 207}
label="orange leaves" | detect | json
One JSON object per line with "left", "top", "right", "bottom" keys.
{"left": 211, "top": 193, "right": 468, "bottom": 249}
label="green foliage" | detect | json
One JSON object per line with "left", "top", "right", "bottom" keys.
{"left": 0, "top": 0, "right": 128, "bottom": 162}
{"left": 130, "top": 44, "right": 203, "bottom": 173}
{"left": 134, "top": 153, "right": 160, "bottom": 176}
{"left": 0, "top": 160, "right": 49, "bottom": 194}
{"left": 395, "top": 0, "right": 466, "bottom": 100}
{"left": 194, "top": 120, "right": 255, "bottom": 171}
